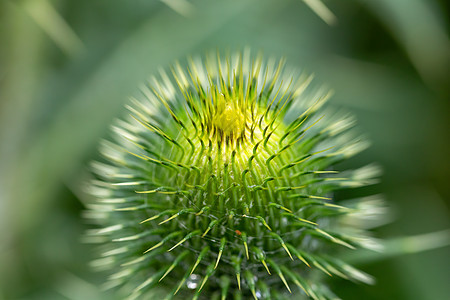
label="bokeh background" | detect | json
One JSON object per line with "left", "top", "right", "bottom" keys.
{"left": 1, "top": 0, "right": 449, "bottom": 299}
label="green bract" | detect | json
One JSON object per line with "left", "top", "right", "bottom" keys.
{"left": 86, "top": 51, "right": 381, "bottom": 300}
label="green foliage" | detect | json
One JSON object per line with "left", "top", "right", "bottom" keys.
{"left": 1, "top": 1, "right": 449, "bottom": 300}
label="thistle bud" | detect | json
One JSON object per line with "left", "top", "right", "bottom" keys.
{"left": 86, "top": 51, "right": 381, "bottom": 299}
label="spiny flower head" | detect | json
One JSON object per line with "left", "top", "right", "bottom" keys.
{"left": 85, "top": 51, "right": 382, "bottom": 300}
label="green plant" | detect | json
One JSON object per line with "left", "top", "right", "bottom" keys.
{"left": 86, "top": 51, "right": 382, "bottom": 299}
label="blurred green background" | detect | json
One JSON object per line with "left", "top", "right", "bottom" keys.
{"left": 1, "top": 0, "right": 449, "bottom": 299}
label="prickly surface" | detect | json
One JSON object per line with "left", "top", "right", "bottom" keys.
{"left": 85, "top": 51, "right": 381, "bottom": 300}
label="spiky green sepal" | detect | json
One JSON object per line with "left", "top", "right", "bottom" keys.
{"left": 85, "top": 51, "right": 381, "bottom": 299}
